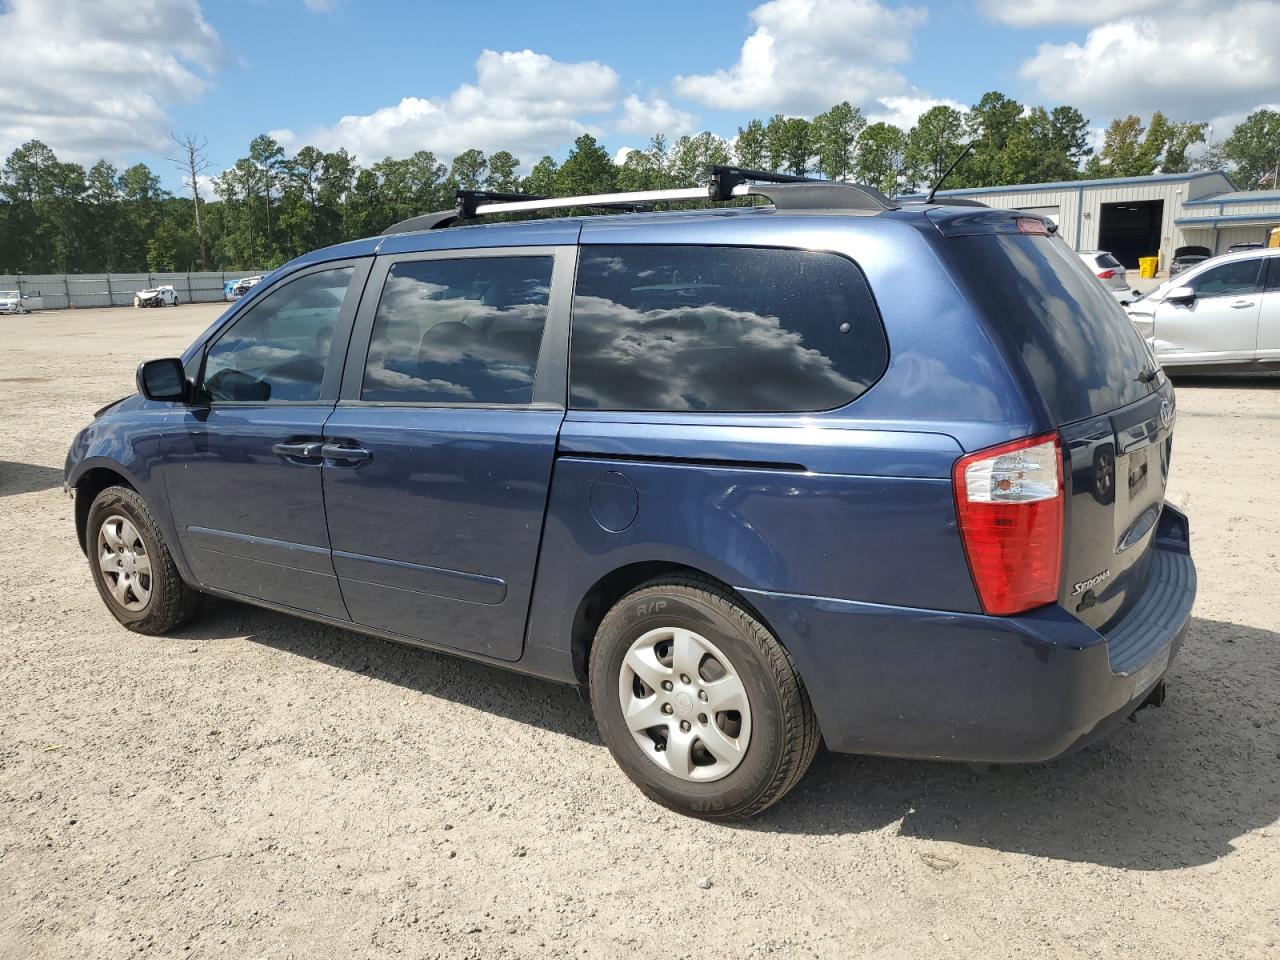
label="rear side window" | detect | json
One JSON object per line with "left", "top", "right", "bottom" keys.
{"left": 569, "top": 245, "right": 888, "bottom": 412}
{"left": 1185, "top": 258, "right": 1262, "bottom": 298}
{"left": 938, "top": 234, "right": 1156, "bottom": 423}
{"left": 361, "top": 256, "right": 553, "bottom": 405}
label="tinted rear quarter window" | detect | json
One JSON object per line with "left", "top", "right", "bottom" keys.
{"left": 569, "top": 245, "right": 888, "bottom": 412}
{"left": 939, "top": 234, "right": 1156, "bottom": 423}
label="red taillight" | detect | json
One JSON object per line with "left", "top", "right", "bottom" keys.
{"left": 953, "top": 433, "right": 1064, "bottom": 616}
{"left": 1097, "top": 270, "right": 1116, "bottom": 279}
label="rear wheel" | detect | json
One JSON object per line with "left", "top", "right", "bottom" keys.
{"left": 87, "top": 486, "right": 201, "bottom": 634}
{"left": 589, "top": 576, "right": 819, "bottom": 819}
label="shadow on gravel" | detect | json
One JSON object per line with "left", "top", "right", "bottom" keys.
{"left": 171, "top": 604, "right": 1278, "bottom": 870}
{"left": 170, "top": 598, "right": 601, "bottom": 745}
{"left": 0, "top": 459, "right": 65, "bottom": 497}
{"left": 748, "top": 616, "right": 1280, "bottom": 871}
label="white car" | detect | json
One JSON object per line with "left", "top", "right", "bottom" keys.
{"left": 0, "top": 289, "right": 43, "bottom": 314}
{"left": 1125, "top": 247, "right": 1280, "bottom": 371}
{"left": 1078, "top": 251, "right": 1140, "bottom": 303}
{"left": 134, "top": 285, "right": 179, "bottom": 308}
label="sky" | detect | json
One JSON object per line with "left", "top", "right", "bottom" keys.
{"left": 1, "top": 0, "right": 1279, "bottom": 190}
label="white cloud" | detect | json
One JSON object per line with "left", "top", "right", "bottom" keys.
{"left": 0, "top": 0, "right": 221, "bottom": 164}
{"left": 616, "top": 95, "right": 696, "bottom": 137}
{"left": 1018, "top": 2, "right": 1280, "bottom": 119}
{"left": 979, "top": 0, "right": 1163, "bottom": 26}
{"left": 868, "top": 95, "right": 967, "bottom": 130}
{"left": 302, "top": 0, "right": 335, "bottom": 10}
{"left": 673, "top": 0, "right": 927, "bottom": 115}
{"left": 276, "top": 49, "right": 618, "bottom": 164}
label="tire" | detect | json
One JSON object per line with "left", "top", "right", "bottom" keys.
{"left": 86, "top": 485, "right": 202, "bottom": 635}
{"left": 589, "top": 575, "right": 819, "bottom": 820}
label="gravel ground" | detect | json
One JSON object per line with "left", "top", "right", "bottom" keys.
{"left": 1, "top": 303, "right": 1278, "bottom": 960}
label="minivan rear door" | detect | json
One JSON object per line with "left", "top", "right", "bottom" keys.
{"left": 936, "top": 226, "right": 1171, "bottom": 631}
{"left": 320, "top": 246, "right": 574, "bottom": 661}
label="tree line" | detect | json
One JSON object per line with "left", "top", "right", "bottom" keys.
{"left": 3, "top": 92, "right": 1279, "bottom": 275}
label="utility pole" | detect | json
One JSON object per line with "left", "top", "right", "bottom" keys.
{"left": 168, "top": 132, "right": 211, "bottom": 268}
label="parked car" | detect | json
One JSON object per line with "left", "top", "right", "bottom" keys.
{"left": 1169, "top": 245, "right": 1212, "bottom": 276}
{"left": 230, "top": 275, "right": 264, "bottom": 299}
{"left": 0, "top": 289, "right": 43, "bottom": 314}
{"left": 1126, "top": 247, "right": 1280, "bottom": 371}
{"left": 134, "top": 285, "right": 179, "bottom": 308}
{"left": 1078, "top": 250, "right": 1140, "bottom": 302}
{"left": 65, "top": 171, "right": 1196, "bottom": 819}
{"left": 1226, "top": 241, "right": 1263, "bottom": 253}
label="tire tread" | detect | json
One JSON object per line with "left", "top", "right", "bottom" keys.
{"left": 89, "top": 486, "right": 201, "bottom": 634}
{"left": 591, "top": 573, "right": 819, "bottom": 820}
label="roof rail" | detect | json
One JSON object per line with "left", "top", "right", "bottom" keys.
{"left": 380, "top": 165, "right": 897, "bottom": 236}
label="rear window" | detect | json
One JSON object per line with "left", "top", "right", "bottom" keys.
{"left": 569, "top": 245, "right": 888, "bottom": 412}
{"left": 940, "top": 234, "right": 1156, "bottom": 423}
{"left": 1096, "top": 253, "right": 1122, "bottom": 269}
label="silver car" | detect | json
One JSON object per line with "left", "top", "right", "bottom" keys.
{"left": 1077, "top": 250, "right": 1138, "bottom": 303}
{"left": 1126, "top": 247, "right": 1280, "bottom": 371}
{"left": 0, "top": 289, "right": 43, "bottom": 314}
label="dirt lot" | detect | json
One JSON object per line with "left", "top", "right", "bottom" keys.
{"left": 1, "top": 303, "right": 1278, "bottom": 959}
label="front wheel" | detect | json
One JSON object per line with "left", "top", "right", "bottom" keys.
{"left": 589, "top": 576, "right": 819, "bottom": 820}
{"left": 87, "top": 485, "right": 202, "bottom": 634}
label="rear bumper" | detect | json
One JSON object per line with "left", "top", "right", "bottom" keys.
{"left": 740, "top": 505, "right": 1196, "bottom": 763}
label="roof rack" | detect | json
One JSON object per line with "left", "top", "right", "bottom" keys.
{"left": 380, "top": 165, "right": 897, "bottom": 236}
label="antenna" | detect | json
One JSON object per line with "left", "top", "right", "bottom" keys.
{"left": 925, "top": 141, "right": 977, "bottom": 204}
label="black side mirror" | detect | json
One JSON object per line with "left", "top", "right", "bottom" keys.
{"left": 137, "top": 358, "right": 189, "bottom": 402}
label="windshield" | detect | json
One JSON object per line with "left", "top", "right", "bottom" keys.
{"left": 0, "top": 291, "right": 18, "bottom": 298}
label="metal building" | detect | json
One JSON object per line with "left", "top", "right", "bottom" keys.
{"left": 911, "top": 171, "right": 1280, "bottom": 270}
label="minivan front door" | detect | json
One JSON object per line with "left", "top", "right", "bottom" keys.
{"left": 163, "top": 261, "right": 368, "bottom": 619}
{"left": 321, "top": 247, "right": 573, "bottom": 661}
{"left": 1153, "top": 257, "right": 1263, "bottom": 364}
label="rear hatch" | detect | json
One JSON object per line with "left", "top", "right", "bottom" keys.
{"left": 935, "top": 220, "right": 1170, "bottom": 631}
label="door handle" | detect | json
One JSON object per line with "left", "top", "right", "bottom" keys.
{"left": 1231, "top": 300, "right": 1255, "bottom": 308}
{"left": 272, "top": 440, "right": 323, "bottom": 460}
{"left": 320, "top": 442, "right": 371, "bottom": 464}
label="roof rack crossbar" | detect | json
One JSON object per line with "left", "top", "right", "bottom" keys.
{"left": 380, "top": 166, "right": 897, "bottom": 235}
{"left": 708, "top": 165, "right": 818, "bottom": 200}
{"left": 456, "top": 189, "right": 547, "bottom": 219}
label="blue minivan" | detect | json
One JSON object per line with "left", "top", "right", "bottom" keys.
{"left": 66, "top": 171, "right": 1196, "bottom": 818}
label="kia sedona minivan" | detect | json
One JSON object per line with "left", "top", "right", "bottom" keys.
{"left": 66, "top": 169, "right": 1196, "bottom": 819}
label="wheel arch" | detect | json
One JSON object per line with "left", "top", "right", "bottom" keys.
{"left": 568, "top": 560, "right": 776, "bottom": 686}
{"left": 74, "top": 466, "right": 136, "bottom": 553}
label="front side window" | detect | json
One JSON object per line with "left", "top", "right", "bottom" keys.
{"left": 569, "top": 245, "right": 888, "bottom": 412}
{"left": 201, "top": 267, "right": 354, "bottom": 402}
{"left": 1185, "top": 259, "right": 1262, "bottom": 298}
{"left": 361, "top": 256, "right": 553, "bottom": 405}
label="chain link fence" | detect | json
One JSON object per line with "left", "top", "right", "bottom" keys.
{"left": 0, "top": 271, "right": 271, "bottom": 310}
